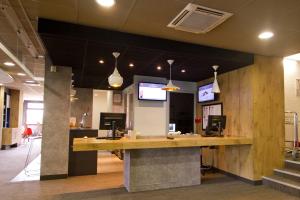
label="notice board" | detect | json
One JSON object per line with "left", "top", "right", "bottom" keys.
{"left": 202, "top": 103, "right": 223, "bottom": 130}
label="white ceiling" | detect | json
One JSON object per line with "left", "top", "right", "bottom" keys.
{"left": 19, "top": 0, "right": 300, "bottom": 57}
{"left": 0, "top": 0, "right": 44, "bottom": 100}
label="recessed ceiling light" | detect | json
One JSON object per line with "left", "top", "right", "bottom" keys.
{"left": 0, "top": 83, "right": 3, "bottom": 86}
{"left": 258, "top": 31, "right": 274, "bottom": 40}
{"left": 4, "top": 62, "right": 15, "bottom": 66}
{"left": 157, "top": 65, "right": 162, "bottom": 70}
{"left": 95, "top": 0, "right": 115, "bottom": 7}
{"left": 181, "top": 69, "right": 186, "bottom": 73}
{"left": 99, "top": 59, "right": 104, "bottom": 64}
{"left": 17, "top": 73, "right": 26, "bottom": 76}
{"left": 129, "top": 63, "right": 134, "bottom": 67}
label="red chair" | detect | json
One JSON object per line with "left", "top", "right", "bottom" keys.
{"left": 23, "top": 127, "right": 33, "bottom": 142}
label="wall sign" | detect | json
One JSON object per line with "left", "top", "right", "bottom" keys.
{"left": 202, "top": 103, "right": 223, "bottom": 130}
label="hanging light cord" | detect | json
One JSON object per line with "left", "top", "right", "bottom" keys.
{"left": 115, "top": 55, "right": 118, "bottom": 69}
{"left": 169, "top": 62, "right": 172, "bottom": 80}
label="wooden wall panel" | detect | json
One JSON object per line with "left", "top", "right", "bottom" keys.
{"left": 252, "top": 56, "right": 285, "bottom": 179}
{"left": 0, "top": 87, "right": 4, "bottom": 146}
{"left": 9, "top": 89, "right": 20, "bottom": 128}
{"left": 197, "top": 55, "right": 284, "bottom": 181}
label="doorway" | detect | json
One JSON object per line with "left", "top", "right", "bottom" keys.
{"left": 169, "top": 93, "right": 194, "bottom": 134}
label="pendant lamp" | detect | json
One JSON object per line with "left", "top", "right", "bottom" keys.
{"left": 108, "top": 52, "right": 123, "bottom": 88}
{"left": 162, "top": 59, "right": 180, "bottom": 91}
{"left": 212, "top": 65, "right": 220, "bottom": 93}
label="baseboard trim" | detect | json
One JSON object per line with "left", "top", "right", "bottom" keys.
{"left": 214, "top": 168, "right": 262, "bottom": 185}
{"left": 40, "top": 174, "right": 68, "bottom": 181}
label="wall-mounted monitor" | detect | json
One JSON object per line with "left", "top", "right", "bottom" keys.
{"left": 198, "top": 83, "right": 215, "bottom": 103}
{"left": 138, "top": 82, "right": 167, "bottom": 101}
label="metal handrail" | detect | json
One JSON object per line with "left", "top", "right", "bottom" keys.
{"left": 285, "top": 111, "right": 299, "bottom": 160}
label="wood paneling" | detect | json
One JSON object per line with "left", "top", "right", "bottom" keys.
{"left": 196, "top": 55, "right": 284, "bottom": 181}
{"left": 73, "top": 136, "right": 252, "bottom": 151}
{"left": 9, "top": 89, "right": 20, "bottom": 128}
{"left": 0, "top": 86, "right": 4, "bottom": 145}
{"left": 2, "top": 128, "right": 21, "bottom": 145}
{"left": 251, "top": 56, "right": 285, "bottom": 179}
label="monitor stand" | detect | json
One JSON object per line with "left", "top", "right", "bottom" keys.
{"left": 107, "top": 121, "right": 122, "bottom": 140}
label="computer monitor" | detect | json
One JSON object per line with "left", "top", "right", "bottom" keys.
{"left": 169, "top": 123, "right": 176, "bottom": 132}
{"left": 205, "top": 115, "right": 226, "bottom": 136}
{"left": 99, "top": 113, "right": 126, "bottom": 131}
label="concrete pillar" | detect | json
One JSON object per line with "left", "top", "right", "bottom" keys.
{"left": 40, "top": 65, "right": 72, "bottom": 180}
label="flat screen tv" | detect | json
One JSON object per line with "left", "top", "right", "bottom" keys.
{"left": 198, "top": 83, "right": 215, "bottom": 103}
{"left": 138, "top": 82, "right": 167, "bottom": 101}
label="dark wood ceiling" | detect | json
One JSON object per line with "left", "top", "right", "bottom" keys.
{"left": 38, "top": 18, "right": 254, "bottom": 90}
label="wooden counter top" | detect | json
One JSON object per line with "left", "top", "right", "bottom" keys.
{"left": 73, "top": 135, "right": 252, "bottom": 151}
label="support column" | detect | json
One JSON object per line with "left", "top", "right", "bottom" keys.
{"left": 40, "top": 65, "right": 72, "bottom": 180}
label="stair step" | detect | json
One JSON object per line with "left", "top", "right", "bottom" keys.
{"left": 285, "top": 159, "right": 300, "bottom": 171}
{"left": 274, "top": 168, "right": 300, "bottom": 182}
{"left": 263, "top": 175, "right": 300, "bottom": 197}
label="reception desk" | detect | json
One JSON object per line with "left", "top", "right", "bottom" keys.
{"left": 73, "top": 135, "right": 252, "bottom": 192}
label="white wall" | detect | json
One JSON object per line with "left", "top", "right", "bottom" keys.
{"left": 92, "top": 90, "right": 108, "bottom": 130}
{"left": 283, "top": 59, "right": 300, "bottom": 143}
{"left": 133, "top": 76, "right": 168, "bottom": 136}
{"left": 92, "top": 89, "right": 125, "bottom": 136}
{"left": 131, "top": 75, "right": 197, "bottom": 136}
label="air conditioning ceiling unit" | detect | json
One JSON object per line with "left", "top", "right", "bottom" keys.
{"left": 167, "top": 3, "right": 233, "bottom": 34}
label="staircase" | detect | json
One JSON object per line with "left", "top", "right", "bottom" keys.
{"left": 263, "top": 159, "right": 300, "bottom": 197}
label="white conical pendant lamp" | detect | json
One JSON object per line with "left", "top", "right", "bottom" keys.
{"left": 212, "top": 65, "right": 220, "bottom": 93}
{"left": 162, "top": 59, "right": 180, "bottom": 92}
{"left": 108, "top": 52, "right": 123, "bottom": 88}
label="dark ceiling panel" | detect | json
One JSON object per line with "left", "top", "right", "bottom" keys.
{"left": 38, "top": 18, "right": 254, "bottom": 90}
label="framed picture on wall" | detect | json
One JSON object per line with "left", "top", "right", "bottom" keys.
{"left": 113, "top": 91, "right": 122, "bottom": 105}
{"left": 202, "top": 103, "right": 223, "bottom": 130}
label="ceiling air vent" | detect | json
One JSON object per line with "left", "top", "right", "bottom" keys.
{"left": 167, "top": 3, "right": 233, "bottom": 34}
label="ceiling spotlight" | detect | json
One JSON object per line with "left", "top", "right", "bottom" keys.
{"left": 25, "top": 80, "right": 35, "bottom": 83}
{"left": 157, "top": 65, "right": 162, "bottom": 70}
{"left": 17, "top": 73, "right": 26, "bottom": 76}
{"left": 129, "top": 63, "right": 134, "bottom": 67}
{"left": 99, "top": 59, "right": 104, "bottom": 64}
{"left": 181, "top": 69, "right": 186, "bottom": 73}
{"left": 95, "top": 0, "right": 115, "bottom": 7}
{"left": 4, "top": 62, "right": 15, "bottom": 66}
{"left": 0, "top": 83, "right": 3, "bottom": 86}
{"left": 258, "top": 31, "right": 274, "bottom": 40}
